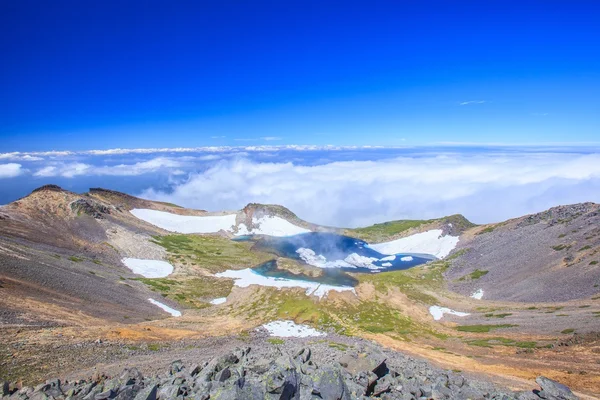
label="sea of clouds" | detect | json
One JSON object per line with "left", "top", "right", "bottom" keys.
{"left": 1, "top": 145, "right": 600, "bottom": 227}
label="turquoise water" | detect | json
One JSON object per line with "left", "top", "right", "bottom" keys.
{"left": 235, "top": 232, "right": 436, "bottom": 287}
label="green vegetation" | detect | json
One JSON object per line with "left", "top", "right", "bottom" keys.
{"left": 558, "top": 233, "right": 567, "bottom": 238}
{"left": 267, "top": 338, "right": 284, "bottom": 345}
{"left": 92, "top": 259, "right": 102, "bottom": 265}
{"left": 88, "top": 271, "right": 96, "bottom": 275}
{"left": 328, "top": 342, "right": 349, "bottom": 351}
{"left": 359, "top": 260, "right": 449, "bottom": 304}
{"left": 445, "top": 248, "right": 470, "bottom": 261}
{"left": 459, "top": 269, "right": 488, "bottom": 281}
{"left": 68, "top": 256, "right": 84, "bottom": 262}
{"left": 456, "top": 324, "right": 517, "bottom": 333}
{"left": 561, "top": 328, "right": 575, "bottom": 334}
{"left": 476, "top": 225, "right": 496, "bottom": 235}
{"left": 579, "top": 245, "right": 592, "bottom": 251}
{"left": 552, "top": 244, "right": 571, "bottom": 251}
{"left": 147, "top": 343, "right": 162, "bottom": 352}
{"left": 157, "top": 201, "right": 183, "bottom": 208}
{"left": 152, "top": 234, "right": 273, "bottom": 273}
{"left": 466, "top": 337, "right": 537, "bottom": 348}
{"left": 526, "top": 306, "right": 538, "bottom": 310}
{"left": 590, "top": 261, "right": 598, "bottom": 265}
{"left": 135, "top": 276, "right": 233, "bottom": 309}
{"left": 346, "top": 214, "right": 474, "bottom": 242}
{"left": 236, "top": 287, "right": 446, "bottom": 340}
{"left": 52, "top": 254, "right": 61, "bottom": 259}
{"left": 484, "top": 313, "right": 512, "bottom": 318}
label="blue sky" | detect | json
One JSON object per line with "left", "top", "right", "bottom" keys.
{"left": 2, "top": 1, "right": 599, "bottom": 151}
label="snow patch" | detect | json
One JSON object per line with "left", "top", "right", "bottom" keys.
{"left": 369, "top": 229, "right": 459, "bottom": 259}
{"left": 381, "top": 262, "right": 392, "bottom": 267}
{"left": 238, "top": 215, "right": 311, "bottom": 237}
{"left": 379, "top": 255, "right": 396, "bottom": 261}
{"left": 470, "top": 289, "right": 484, "bottom": 300}
{"left": 210, "top": 297, "right": 227, "bottom": 305}
{"left": 429, "top": 306, "right": 470, "bottom": 321}
{"left": 130, "top": 209, "right": 236, "bottom": 234}
{"left": 148, "top": 299, "right": 181, "bottom": 317}
{"left": 215, "top": 268, "right": 355, "bottom": 299}
{"left": 343, "top": 253, "right": 379, "bottom": 268}
{"left": 400, "top": 256, "right": 414, "bottom": 262}
{"left": 122, "top": 258, "right": 173, "bottom": 278}
{"left": 261, "top": 320, "right": 325, "bottom": 337}
{"left": 296, "top": 248, "right": 382, "bottom": 270}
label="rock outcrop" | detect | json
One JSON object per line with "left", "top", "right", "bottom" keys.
{"left": 0, "top": 346, "right": 578, "bottom": 400}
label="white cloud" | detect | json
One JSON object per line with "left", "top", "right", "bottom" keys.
{"left": 33, "top": 157, "right": 185, "bottom": 178}
{"left": 261, "top": 136, "right": 282, "bottom": 141}
{"left": 0, "top": 163, "right": 24, "bottom": 178}
{"left": 459, "top": 100, "right": 486, "bottom": 106}
{"left": 0, "top": 153, "right": 44, "bottom": 161}
{"left": 139, "top": 153, "right": 600, "bottom": 227}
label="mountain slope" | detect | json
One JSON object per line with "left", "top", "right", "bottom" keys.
{"left": 446, "top": 202, "right": 600, "bottom": 302}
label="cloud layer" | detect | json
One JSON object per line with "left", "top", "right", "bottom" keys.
{"left": 139, "top": 152, "right": 600, "bottom": 227}
{"left": 0, "top": 163, "right": 23, "bottom": 178}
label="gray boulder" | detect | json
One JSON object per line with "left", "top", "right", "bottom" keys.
{"left": 310, "top": 366, "right": 351, "bottom": 400}
{"left": 133, "top": 384, "right": 157, "bottom": 400}
{"left": 535, "top": 376, "right": 578, "bottom": 400}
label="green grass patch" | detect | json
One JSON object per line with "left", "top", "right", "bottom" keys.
{"left": 68, "top": 256, "right": 84, "bottom": 262}
{"left": 466, "top": 337, "right": 537, "bottom": 348}
{"left": 92, "top": 259, "right": 102, "bottom": 265}
{"left": 346, "top": 214, "right": 474, "bottom": 242}
{"left": 135, "top": 276, "right": 233, "bottom": 309}
{"left": 267, "top": 338, "right": 284, "bottom": 345}
{"left": 484, "top": 313, "right": 512, "bottom": 318}
{"left": 561, "top": 328, "right": 575, "bottom": 334}
{"left": 459, "top": 269, "right": 488, "bottom": 281}
{"left": 359, "top": 261, "right": 449, "bottom": 304}
{"left": 152, "top": 234, "right": 273, "bottom": 273}
{"left": 590, "top": 261, "right": 598, "bottom": 265}
{"left": 526, "top": 306, "right": 538, "bottom": 310}
{"left": 552, "top": 244, "right": 571, "bottom": 251}
{"left": 476, "top": 225, "right": 496, "bottom": 235}
{"left": 457, "top": 324, "right": 517, "bottom": 333}
{"left": 147, "top": 343, "right": 162, "bottom": 351}
{"left": 558, "top": 233, "right": 567, "bottom": 238}
{"left": 237, "top": 288, "right": 446, "bottom": 340}
{"left": 328, "top": 342, "right": 349, "bottom": 351}
{"left": 579, "top": 245, "right": 592, "bottom": 251}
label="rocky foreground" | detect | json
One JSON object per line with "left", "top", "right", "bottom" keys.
{"left": 1, "top": 344, "right": 579, "bottom": 400}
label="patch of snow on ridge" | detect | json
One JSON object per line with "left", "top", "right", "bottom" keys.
{"left": 262, "top": 320, "right": 325, "bottom": 337}
{"left": 369, "top": 229, "right": 459, "bottom": 259}
{"left": 237, "top": 215, "right": 310, "bottom": 237}
{"left": 471, "top": 289, "right": 484, "bottom": 300}
{"left": 215, "top": 268, "right": 355, "bottom": 299}
{"left": 210, "top": 297, "right": 227, "bottom": 305}
{"left": 122, "top": 258, "right": 173, "bottom": 278}
{"left": 429, "top": 306, "right": 470, "bottom": 321}
{"left": 130, "top": 209, "right": 236, "bottom": 234}
{"left": 381, "top": 262, "right": 392, "bottom": 267}
{"left": 380, "top": 255, "right": 396, "bottom": 261}
{"left": 148, "top": 299, "right": 181, "bottom": 317}
{"left": 400, "top": 256, "right": 414, "bottom": 262}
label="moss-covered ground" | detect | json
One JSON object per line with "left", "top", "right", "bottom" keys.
{"left": 152, "top": 234, "right": 273, "bottom": 273}
{"left": 344, "top": 214, "right": 474, "bottom": 243}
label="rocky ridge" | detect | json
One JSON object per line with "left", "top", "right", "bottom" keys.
{"left": 0, "top": 344, "right": 579, "bottom": 400}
